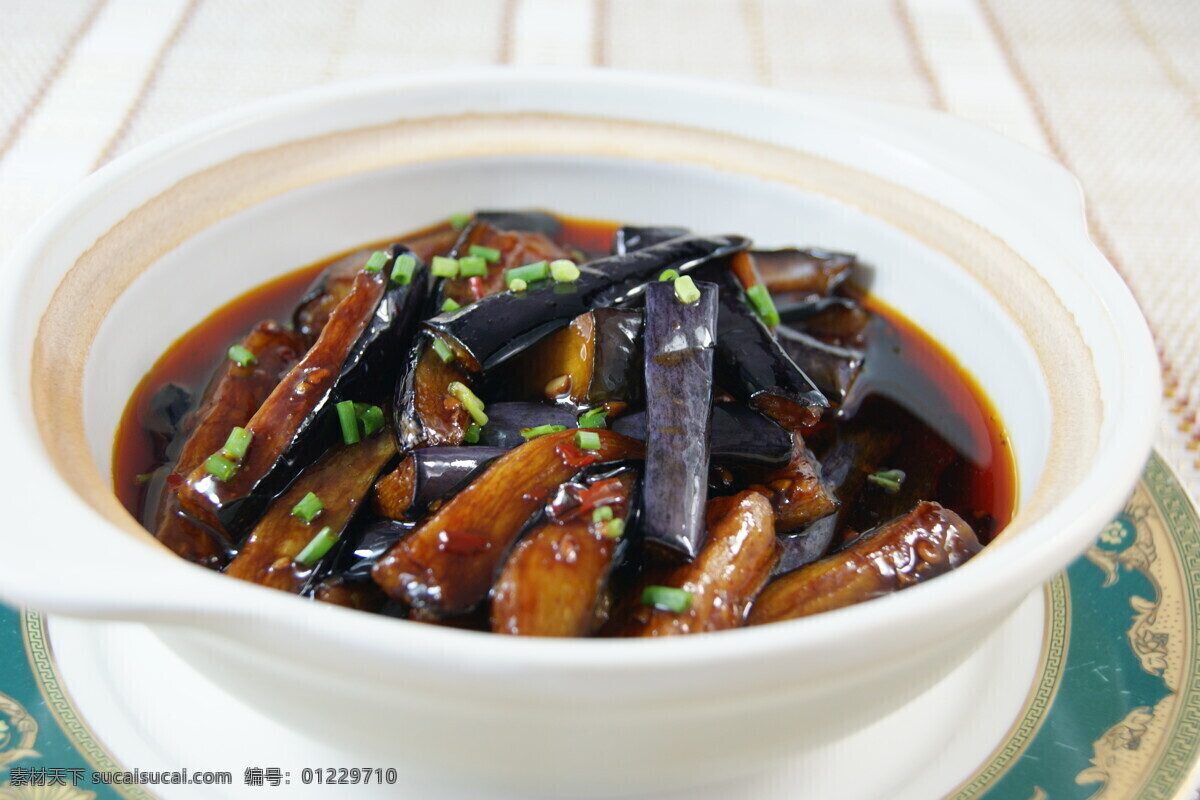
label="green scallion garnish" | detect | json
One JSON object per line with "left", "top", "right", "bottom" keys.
{"left": 575, "top": 430, "right": 601, "bottom": 450}
{"left": 464, "top": 422, "right": 482, "bottom": 444}
{"left": 295, "top": 526, "right": 338, "bottom": 567}
{"left": 363, "top": 250, "right": 389, "bottom": 273}
{"left": 221, "top": 426, "right": 253, "bottom": 460}
{"left": 658, "top": 268, "right": 680, "bottom": 282}
{"left": 549, "top": 259, "right": 580, "bottom": 282}
{"left": 441, "top": 298, "right": 462, "bottom": 313}
{"left": 509, "top": 278, "right": 528, "bottom": 292}
{"left": 291, "top": 492, "right": 324, "bottom": 523}
{"left": 336, "top": 400, "right": 360, "bottom": 444}
{"left": 390, "top": 254, "right": 416, "bottom": 285}
{"left": 642, "top": 585, "right": 693, "bottom": 613}
{"left": 431, "top": 256, "right": 459, "bottom": 278}
{"left": 592, "top": 506, "right": 614, "bottom": 522}
{"left": 431, "top": 337, "right": 455, "bottom": 363}
{"left": 469, "top": 244, "right": 501, "bottom": 262}
{"left": 577, "top": 408, "right": 608, "bottom": 429}
{"left": 447, "top": 381, "right": 488, "bottom": 426}
{"left": 867, "top": 469, "right": 906, "bottom": 494}
{"left": 449, "top": 212, "right": 471, "bottom": 230}
{"left": 745, "top": 284, "right": 781, "bottom": 327}
{"left": 458, "top": 255, "right": 488, "bottom": 277}
{"left": 673, "top": 275, "right": 701, "bottom": 304}
{"left": 505, "top": 260, "right": 549, "bottom": 286}
{"left": 358, "top": 404, "right": 384, "bottom": 436}
{"left": 204, "top": 453, "right": 237, "bottom": 482}
{"left": 520, "top": 424, "right": 567, "bottom": 440}
{"left": 227, "top": 344, "right": 256, "bottom": 367}
{"left": 604, "top": 518, "right": 625, "bottom": 539}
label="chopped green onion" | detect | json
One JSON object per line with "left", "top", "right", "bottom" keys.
{"left": 431, "top": 337, "right": 455, "bottom": 363}
{"left": 867, "top": 469, "right": 906, "bottom": 494}
{"left": 227, "top": 344, "right": 256, "bottom": 367}
{"left": 441, "top": 298, "right": 462, "bottom": 313}
{"left": 447, "top": 381, "right": 488, "bottom": 426}
{"left": 505, "top": 260, "right": 549, "bottom": 286}
{"left": 431, "top": 256, "right": 459, "bottom": 278}
{"left": 295, "top": 526, "right": 338, "bottom": 567}
{"left": 221, "top": 426, "right": 253, "bottom": 460}
{"left": 336, "top": 400, "right": 360, "bottom": 444}
{"left": 204, "top": 453, "right": 237, "bottom": 482}
{"left": 673, "top": 275, "right": 701, "bottom": 304}
{"left": 449, "top": 212, "right": 471, "bottom": 230}
{"left": 509, "top": 278, "right": 528, "bottom": 292}
{"left": 363, "top": 250, "right": 389, "bottom": 273}
{"left": 358, "top": 404, "right": 385, "bottom": 436}
{"left": 604, "top": 518, "right": 625, "bottom": 539}
{"left": 549, "top": 259, "right": 580, "bottom": 282}
{"left": 642, "top": 585, "right": 693, "bottom": 613}
{"left": 457, "top": 255, "right": 488, "bottom": 277}
{"left": 134, "top": 471, "right": 157, "bottom": 485}
{"left": 464, "top": 422, "right": 482, "bottom": 444}
{"left": 575, "top": 430, "right": 601, "bottom": 450}
{"left": 390, "top": 254, "right": 416, "bottom": 285}
{"left": 291, "top": 492, "right": 324, "bottom": 523}
{"left": 577, "top": 408, "right": 608, "bottom": 429}
{"left": 745, "top": 284, "right": 781, "bottom": 327}
{"left": 469, "top": 244, "right": 501, "bottom": 262}
{"left": 658, "top": 268, "right": 680, "bottom": 282}
{"left": 592, "top": 506, "right": 614, "bottom": 522}
{"left": 520, "top": 424, "right": 567, "bottom": 440}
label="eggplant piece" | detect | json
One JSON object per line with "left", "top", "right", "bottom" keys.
{"left": 617, "top": 491, "right": 778, "bottom": 636}
{"left": 337, "top": 519, "right": 418, "bottom": 583}
{"left": 692, "top": 261, "right": 829, "bottom": 430}
{"left": 748, "top": 501, "right": 981, "bottom": 622}
{"left": 223, "top": 429, "right": 397, "bottom": 593}
{"left": 640, "top": 280, "right": 718, "bottom": 562}
{"left": 313, "top": 578, "right": 387, "bottom": 611}
{"left": 441, "top": 221, "right": 575, "bottom": 307}
{"left": 476, "top": 403, "right": 577, "bottom": 449}
{"left": 500, "top": 308, "right": 643, "bottom": 407}
{"left": 292, "top": 248, "right": 372, "bottom": 343}
{"left": 775, "top": 325, "right": 863, "bottom": 406}
{"left": 613, "top": 225, "right": 689, "bottom": 254}
{"left": 425, "top": 235, "right": 747, "bottom": 372}
{"left": 145, "top": 383, "right": 194, "bottom": 459}
{"left": 753, "top": 247, "right": 856, "bottom": 297}
{"left": 741, "top": 432, "right": 838, "bottom": 534}
{"left": 778, "top": 296, "right": 871, "bottom": 348}
{"left": 178, "top": 249, "right": 428, "bottom": 540}
{"left": 392, "top": 333, "right": 475, "bottom": 452}
{"left": 155, "top": 320, "right": 306, "bottom": 567}
{"left": 372, "top": 428, "right": 643, "bottom": 612}
{"left": 612, "top": 404, "right": 791, "bottom": 466}
{"left": 475, "top": 209, "right": 563, "bottom": 238}
{"left": 491, "top": 470, "right": 637, "bottom": 636}
{"left": 372, "top": 446, "right": 507, "bottom": 520}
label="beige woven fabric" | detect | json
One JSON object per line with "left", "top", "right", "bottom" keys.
{"left": 1, "top": 0, "right": 1197, "bottom": 493}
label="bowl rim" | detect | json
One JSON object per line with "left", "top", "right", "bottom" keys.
{"left": 0, "top": 68, "right": 1160, "bottom": 681}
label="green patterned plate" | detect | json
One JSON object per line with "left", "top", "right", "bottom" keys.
{"left": 2, "top": 451, "right": 1199, "bottom": 799}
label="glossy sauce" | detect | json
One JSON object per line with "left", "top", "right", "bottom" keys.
{"left": 114, "top": 217, "right": 1015, "bottom": 547}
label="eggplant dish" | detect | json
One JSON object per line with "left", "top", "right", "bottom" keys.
{"left": 115, "top": 211, "right": 1015, "bottom": 636}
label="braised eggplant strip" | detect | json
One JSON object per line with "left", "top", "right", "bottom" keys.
{"left": 179, "top": 248, "right": 427, "bottom": 540}
{"left": 640, "top": 280, "right": 718, "bottom": 562}
{"left": 223, "top": 430, "right": 397, "bottom": 593}
{"left": 119, "top": 209, "right": 1015, "bottom": 635}
{"left": 617, "top": 491, "right": 778, "bottom": 636}
{"left": 749, "top": 501, "right": 981, "bottom": 623}
{"left": 501, "top": 308, "right": 643, "bottom": 408}
{"left": 611, "top": 404, "right": 791, "bottom": 466}
{"left": 490, "top": 470, "right": 637, "bottom": 636}
{"left": 372, "top": 429, "right": 643, "bottom": 612}
{"left": 373, "top": 446, "right": 507, "bottom": 520}
{"left": 425, "top": 235, "right": 746, "bottom": 372}
{"left": 156, "top": 320, "right": 306, "bottom": 566}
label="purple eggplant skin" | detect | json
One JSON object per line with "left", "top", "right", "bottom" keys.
{"left": 424, "top": 235, "right": 747, "bottom": 372}
{"left": 612, "top": 226, "right": 689, "bottom": 255}
{"left": 692, "top": 262, "right": 829, "bottom": 429}
{"left": 641, "top": 279, "right": 719, "bottom": 563}
{"left": 611, "top": 404, "right": 791, "bottom": 466}
{"left": 373, "top": 446, "right": 508, "bottom": 521}
{"left": 475, "top": 209, "right": 563, "bottom": 238}
{"left": 334, "top": 519, "right": 418, "bottom": 585}
{"left": 774, "top": 325, "right": 864, "bottom": 406}
{"left": 477, "top": 403, "right": 578, "bottom": 449}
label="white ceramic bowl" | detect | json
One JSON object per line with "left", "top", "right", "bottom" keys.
{"left": 0, "top": 70, "right": 1158, "bottom": 796}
